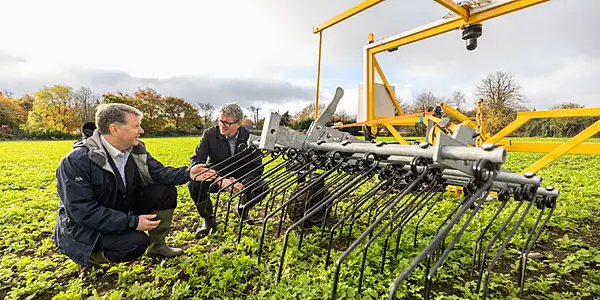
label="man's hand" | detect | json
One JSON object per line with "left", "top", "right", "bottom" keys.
{"left": 136, "top": 214, "right": 160, "bottom": 231}
{"left": 218, "top": 177, "right": 244, "bottom": 193}
{"left": 190, "top": 164, "right": 216, "bottom": 181}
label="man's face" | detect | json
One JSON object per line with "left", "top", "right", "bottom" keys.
{"left": 112, "top": 113, "right": 144, "bottom": 149}
{"left": 218, "top": 113, "right": 241, "bottom": 137}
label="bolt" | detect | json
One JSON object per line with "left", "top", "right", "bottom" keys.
{"left": 524, "top": 172, "right": 535, "bottom": 179}
{"left": 482, "top": 143, "right": 495, "bottom": 151}
{"left": 419, "top": 142, "right": 430, "bottom": 149}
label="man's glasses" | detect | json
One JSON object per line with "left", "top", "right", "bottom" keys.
{"left": 218, "top": 119, "right": 240, "bottom": 127}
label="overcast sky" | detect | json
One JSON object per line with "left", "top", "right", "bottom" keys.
{"left": 1, "top": 0, "right": 598, "bottom": 118}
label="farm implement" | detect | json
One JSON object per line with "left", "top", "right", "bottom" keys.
{"left": 195, "top": 1, "right": 599, "bottom": 298}
{"left": 195, "top": 87, "right": 561, "bottom": 299}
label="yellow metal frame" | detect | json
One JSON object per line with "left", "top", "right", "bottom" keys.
{"left": 312, "top": 0, "right": 600, "bottom": 176}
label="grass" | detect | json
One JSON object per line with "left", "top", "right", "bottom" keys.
{"left": 1, "top": 137, "right": 599, "bottom": 299}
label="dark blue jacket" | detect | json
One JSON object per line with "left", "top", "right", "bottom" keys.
{"left": 53, "top": 129, "right": 191, "bottom": 267}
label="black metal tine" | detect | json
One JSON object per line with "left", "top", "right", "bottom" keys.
{"left": 257, "top": 160, "right": 343, "bottom": 264}
{"left": 475, "top": 197, "right": 526, "bottom": 294}
{"left": 278, "top": 163, "right": 380, "bottom": 285}
{"left": 519, "top": 200, "right": 555, "bottom": 296}
{"left": 232, "top": 152, "right": 306, "bottom": 242}
{"left": 414, "top": 191, "right": 445, "bottom": 248}
{"left": 357, "top": 183, "right": 438, "bottom": 294}
{"left": 325, "top": 176, "right": 396, "bottom": 269}
{"left": 432, "top": 190, "right": 470, "bottom": 262}
{"left": 388, "top": 167, "right": 497, "bottom": 300}
{"left": 471, "top": 198, "right": 509, "bottom": 275}
{"left": 423, "top": 185, "right": 495, "bottom": 300}
{"left": 298, "top": 171, "right": 350, "bottom": 250}
{"left": 481, "top": 200, "right": 535, "bottom": 300}
{"left": 220, "top": 150, "right": 283, "bottom": 232}
{"left": 332, "top": 158, "right": 429, "bottom": 300}
{"left": 391, "top": 184, "right": 444, "bottom": 264}
{"left": 344, "top": 178, "right": 399, "bottom": 245}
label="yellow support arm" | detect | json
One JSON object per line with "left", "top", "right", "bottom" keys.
{"left": 522, "top": 120, "right": 600, "bottom": 174}
{"left": 373, "top": 57, "right": 404, "bottom": 115}
{"left": 366, "top": 0, "right": 549, "bottom": 54}
{"left": 434, "top": 0, "right": 470, "bottom": 20}
{"left": 313, "top": 0, "right": 385, "bottom": 33}
{"left": 383, "top": 123, "right": 409, "bottom": 144}
{"left": 441, "top": 102, "right": 471, "bottom": 123}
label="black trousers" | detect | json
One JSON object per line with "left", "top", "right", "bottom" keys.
{"left": 94, "top": 183, "right": 177, "bottom": 263}
{"left": 187, "top": 178, "right": 270, "bottom": 219}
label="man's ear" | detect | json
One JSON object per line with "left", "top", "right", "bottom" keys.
{"left": 109, "top": 123, "right": 119, "bottom": 136}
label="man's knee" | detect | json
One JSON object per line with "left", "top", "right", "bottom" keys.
{"left": 102, "top": 231, "right": 150, "bottom": 262}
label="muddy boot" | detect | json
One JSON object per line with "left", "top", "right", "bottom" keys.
{"left": 146, "top": 209, "right": 184, "bottom": 258}
{"left": 195, "top": 217, "right": 216, "bottom": 238}
{"left": 237, "top": 194, "right": 256, "bottom": 225}
{"left": 194, "top": 199, "right": 217, "bottom": 238}
{"left": 79, "top": 250, "right": 109, "bottom": 278}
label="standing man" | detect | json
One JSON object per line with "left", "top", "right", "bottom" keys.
{"left": 53, "top": 103, "right": 216, "bottom": 275}
{"left": 188, "top": 103, "right": 269, "bottom": 237}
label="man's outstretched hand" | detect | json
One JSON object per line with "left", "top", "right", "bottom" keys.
{"left": 190, "top": 164, "right": 217, "bottom": 181}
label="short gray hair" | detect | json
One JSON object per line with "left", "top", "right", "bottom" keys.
{"left": 219, "top": 103, "right": 244, "bottom": 122}
{"left": 95, "top": 103, "right": 143, "bottom": 134}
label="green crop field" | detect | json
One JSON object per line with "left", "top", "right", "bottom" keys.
{"left": 1, "top": 137, "right": 599, "bottom": 300}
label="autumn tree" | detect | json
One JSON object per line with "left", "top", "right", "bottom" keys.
{"left": 294, "top": 102, "right": 325, "bottom": 121}
{"left": 24, "top": 85, "right": 81, "bottom": 134}
{"left": 476, "top": 71, "right": 526, "bottom": 134}
{"left": 164, "top": 96, "right": 202, "bottom": 132}
{"left": 16, "top": 94, "right": 35, "bottom": 112}
{"left": 0, "top": 94, "right": 27, "bottom": 129}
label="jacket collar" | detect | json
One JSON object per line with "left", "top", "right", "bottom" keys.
{"left": 78, "top": 129, "right": 148, "bottom": 171}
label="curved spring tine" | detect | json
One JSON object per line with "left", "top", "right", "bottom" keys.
{"left": 332, "top": 170, "right": 428, "bottom": 300}
{"left": 388, "top": 172, "right": 496, "bottom": 300}
{"left": 481, "top": 200, "right": 535, "bottom": 300}
{"left": 297, "top": 171, "right": 352, "bottom": 250}
{"left": 219, "top": 150, "right": 282, "bottom": 231}
{"left": 475, "top": 199, "right": 526, "bottom": 293}
{"left": 423, "top": 184, "right": 495, "bottom": 300}
{"left": 278, "top": 164, "right": 379, "bottom": 284}
{"left": 257, "top": 160, "right": 343, "bottom": 264}
{"left": 471, "top": 200, "right": 509, "bottom": 275}
{"left": 356, "top": 183, "right": 440, "bottom": 294}
{"left": 519, "top": 205, "right": 554, "bottom": 296}
{"left": 414, "top": 191, "right": 445, "bottom": 248}
{"left": 325, "top": 177, "right": 396, "bottom": 269}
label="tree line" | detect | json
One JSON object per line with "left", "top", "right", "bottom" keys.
{"left": 1, "top": 70, "right": 597, "bottom": 140}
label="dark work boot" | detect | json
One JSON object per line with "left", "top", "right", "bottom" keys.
{"left": 194, "top": 199, "right": 217, "bottom": 238}
{"left": 237, "top": 194, "right": 256, "bottom": 225}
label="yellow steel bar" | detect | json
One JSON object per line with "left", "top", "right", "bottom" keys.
{"left": 367, "top": 52, "right": 377, "bottom": 134}
{"left": 522, "top": 119, "right": 600, "bottom": 174}
{"left": 383, "top": 123, "right": 409, "bottom": 144}
{"left": 434, "top": 0, "right": 469, "bottom": 20}
{"left": 367, "top": 0, "right": 548, "bottom": 54}
{"left": 315, "top": 32, "right": 323, "bottom": 120}
{"left": 338, "top": 113, "right": 423, "bottom": 128}
{"left": 441, "top": 102, "right": 471, "bottom": 123}
{"left": 496, "top": 141, "right": 600, "bottom": 155}
{"left": 313, "top": 0, "right": 386, "bottom": 33}
{"left": 517, "top": 107, "right": 600, "bottom": 118}
{"left": 486, "top": 115, "right": 532, "bottom": 144}
{"left": 373, "top": 57, "right": 404, "bottom": 115}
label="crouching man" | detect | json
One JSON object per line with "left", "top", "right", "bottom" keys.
{"left": 52, "top": 103, "right": 215, "bottom": 275}
{"left": 187, "top": 103, "right": 270, "bottom": 237}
